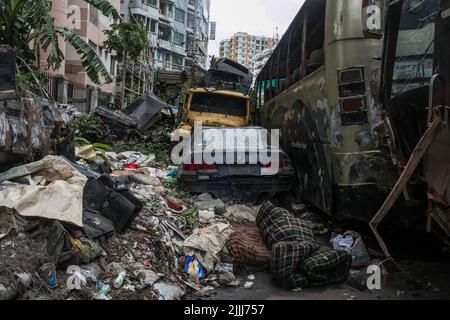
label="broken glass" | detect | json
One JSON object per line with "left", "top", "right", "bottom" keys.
{"left": 391, "top": 0, "right": 440, "bottom": 97}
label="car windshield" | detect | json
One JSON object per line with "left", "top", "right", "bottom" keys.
{"left": 190, "top": 92, "right": 248, "bottom": 117}
{"left": 391, "top": 0, "right": 440, "bottom": 97}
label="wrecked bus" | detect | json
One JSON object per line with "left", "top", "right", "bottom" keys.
{"left": 254, "top": 0, "right": 397, "bottom": 220}
{"left": 370, "top": 0, "right": 450, "bottom": 256}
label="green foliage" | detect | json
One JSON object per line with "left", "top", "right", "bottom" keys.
{"left": 84, "top": 0, "right": 121, "bottom": 21}
{"left": 74, "top": 137, "right": 92, "bottom": 147}
{"left": 0, "top": 0, "right": 118, "bottom": 83}
{"left": 15, "top": 70, "right": 48, "bottom": 94}
{"left": 155, "top": 89, "right": 175, "bottom": 106}
{"left": 92, "top": 143, "right": 113, "bottom": 152}
{"left": 57, "top": 27, "right": 112, "bottom": 84}
{"left": 113, "top": 123, "right": 173, "bottom": 163}
{"left": 72, "top": 115, "right": 104, "bottom": 143}
{"left": 103, "top": 23, "right": 149, "bottom": 62}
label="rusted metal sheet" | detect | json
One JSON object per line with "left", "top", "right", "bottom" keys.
{"left": 0, "top": 91, "right": 52, "bottom": 162}
{"left": 0, "top": 46, "right": 53, "bottom": 168}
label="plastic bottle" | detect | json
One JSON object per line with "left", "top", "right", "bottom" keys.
{"left": 114, "top": 271, "right": 127, "bottom": 289}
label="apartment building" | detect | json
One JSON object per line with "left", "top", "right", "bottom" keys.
{"left": 219, "top": 32, "right": 275, "bottom": 68}
{"left": 126, "top": 0, "right": 210, "bottom": 72}
{"left": 185, "top": 0, "right": 210, "bottom": 71}
{"left": 42, "top": 0, "right": 121, "bottom": 112}
{"left": 251, "top": 46, "right": 276, "bottom": 83}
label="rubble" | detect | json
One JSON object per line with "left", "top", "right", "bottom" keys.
{"left": 225, "top": 205, "right": 258, "bottom": 222}
{"left": 194, "top": 193, "right": 225, "bottom": 212}
{"left": 183, "top": 223, "right": 234, "bottom": 272}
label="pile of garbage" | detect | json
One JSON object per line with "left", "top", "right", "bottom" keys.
{"left": 0, "top": 95, "right": 379, "bottom": 300}
{"left": 0, "top": 142, "right": 265, "bottom": 300}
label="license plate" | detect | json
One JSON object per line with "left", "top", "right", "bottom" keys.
{"left": 226, "top": 165, "right": 255, "bottom": 175}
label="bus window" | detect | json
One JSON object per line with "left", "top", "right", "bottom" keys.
{"left": 301, "top": 0, "right": 326, "bottom": 78}
{"left": 392, "top": 0, "right": 440, "bottom": 97}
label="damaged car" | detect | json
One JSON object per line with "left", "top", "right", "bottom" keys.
{"left": 178, "top": 126, "right": 294, "bottom": 202}
{"left": 95, "top": 94, "right": 175, "bottom": 141}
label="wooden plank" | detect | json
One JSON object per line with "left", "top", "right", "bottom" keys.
{"left": 369, "top": 115, "right": 442, "bottom": 259}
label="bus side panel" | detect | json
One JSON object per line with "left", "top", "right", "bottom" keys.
{"left": 324, "top": 1, "right": 399, "bottom": 220}
{"left": 259, "top": 69, "right": 334, "bottom": 215}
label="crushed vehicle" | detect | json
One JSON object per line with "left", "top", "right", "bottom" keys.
{"left": 204, "top": 57, "right": 253, "bottom": 95}
{"left": 95, "top": 94, "right": 175, "bottom": 141}
{"left": 177, "top": 88, "right": 252, "bottom": 131}
{"left": 155, "top": 65, "right": 206, "bottom": 100}
{"left": 154, "top": 70, "right": 188, "bottom": 100}
{"left": 176, "top": 58, "right": 253, "bottom": 134}
{"left": 178, "top": 126, "right": 294, "bottom": 202}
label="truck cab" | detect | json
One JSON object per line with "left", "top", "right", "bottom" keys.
{"left": 178, "top": 88, "right": 252, "bottom": 132}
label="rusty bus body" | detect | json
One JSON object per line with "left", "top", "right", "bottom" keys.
{"left": 255, "top": 0, "right": 398, "bottom": 221}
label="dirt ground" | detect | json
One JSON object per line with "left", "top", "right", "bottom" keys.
{"left": 189, "top": 221, "right": 450, "bottom": 301}
{"left": 187, "top": 260, "right": 450, "bottom": 300}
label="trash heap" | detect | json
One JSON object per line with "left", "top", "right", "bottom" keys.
{"left": 0, "top": 105, "right": 377, "bottom": 300}
{"left": 0, "top": 143, "right": 263, "bottom": 300}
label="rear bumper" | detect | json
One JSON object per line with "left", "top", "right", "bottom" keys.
{"left": 180, "top": 175, "right": 292, "bottom": 202}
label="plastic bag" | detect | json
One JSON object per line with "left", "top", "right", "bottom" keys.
{"left": 184, "top": 256, "right": 205, "bottom": 282}
{"left": 331, "top": 231, "right": 370, "bottom": 267}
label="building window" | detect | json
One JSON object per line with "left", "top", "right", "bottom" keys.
{"left": 89, "top": 6, "right": 98, "bottom": 26}
{"left": 110, "top": 56, "right": 117, "bottom": 76}
{"left": 159, "top": 24, "right": 172, "bottom": 41}
{"left": 173, "top": 31, "right": 184, "bottom": 46}
{"left": 175, "top": 8, "right": 185, "bottom": 23}
{"left": 150, "top": 20, "right": 157, "bottom": 33}
{"left": 145, "top": 0, "right": 158, "bottom": 7}
{"left": 172, "top": 55, "right": 183, "bottom": 69}
{"left": 160, "top": 2, "right": 173, "bottom": 17}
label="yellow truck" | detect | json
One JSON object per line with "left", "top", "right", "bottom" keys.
{"left": 177, "top": 88, "right": 252, "bottom": 132}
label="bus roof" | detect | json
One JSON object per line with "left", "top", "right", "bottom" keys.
{"left": 257, "top": 0, "right": 326, "bottom": 82}
{"left": 257, "top": 1, "right": 307, "bottom": 82}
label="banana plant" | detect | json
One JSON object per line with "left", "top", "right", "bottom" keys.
{"left": 0, "top": 0, "right": 121, "bottom": 84}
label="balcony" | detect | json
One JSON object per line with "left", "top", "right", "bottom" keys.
{"left": 159, "top": 12, "right": 174, "bottom": 24}
{"left": 157, "top": 39, "right": 186, "bottom": 56}
{"left": 187, "top": 2, "right": 195, "bottom": 12}
{"left": 129, "top": 0, "right": 159, "bottom": 18}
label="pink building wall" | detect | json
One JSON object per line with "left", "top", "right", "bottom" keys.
{"left": 42, "top": 0, "right": 120, "bottom": 95}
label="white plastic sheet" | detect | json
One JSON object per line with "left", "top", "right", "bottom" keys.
{"left": 0, "top": 156, "right": 87, "bottom": 226}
